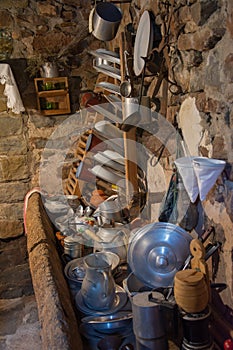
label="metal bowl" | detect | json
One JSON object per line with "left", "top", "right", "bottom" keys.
{"left": 44, "top": 200, "right": 68, "bottom": 214}
{"left": 64, "top": 251, "right": 120, "bottom": 283}
{"left": 54, "top": 215, "right": 70, "bottom": 232}
{"left": 81, "top": 311, "right": 133, "bottom": 333}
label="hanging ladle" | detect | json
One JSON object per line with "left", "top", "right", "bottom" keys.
{"left": 119, "top": 56, "right": 148, "bottom": 131}
{"left": 120, "top": 50, "right": 133, "bottom": 98}
{"left": 120, "top": 80, "right": 132, "bottom": 98}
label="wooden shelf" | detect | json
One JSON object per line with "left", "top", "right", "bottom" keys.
{"left": 39, "top": 108, "right": 71, "bottom": 116}
{"left": 34, "top": 77, "right": 71, "bottom": 116}
{"left": 37, "top": 90, "right": 68, "bottom": 97}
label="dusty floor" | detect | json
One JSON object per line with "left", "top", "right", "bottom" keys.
{"left": 0, "top": 235, "right": 42, "bottom": 350}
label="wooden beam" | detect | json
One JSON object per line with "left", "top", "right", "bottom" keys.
{"left": 119, "top": 32, "right": 139, "bottom": 216}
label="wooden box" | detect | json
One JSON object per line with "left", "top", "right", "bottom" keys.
{"left": 34, "top": 77, "right": 71, "bottom": 115}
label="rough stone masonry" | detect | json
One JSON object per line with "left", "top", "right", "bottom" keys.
{"left": 0, "top": 0, "right": 232, "bottom": 309}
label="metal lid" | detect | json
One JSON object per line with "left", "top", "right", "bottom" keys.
{"left": 127, "top": 222, "right": 192, "bottom": 288}
{"left": 64, "top": 235, "right": 83, "bottom": 246}
{"left": 132, "top": 291, "right": 165, "bottom": 308}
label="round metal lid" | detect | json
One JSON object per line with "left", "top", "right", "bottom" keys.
{"left": 127, "top": 222, "right": 192, "bottom": 288}
{"left": 132, "top": 291, "right": 165, "bottom": 308}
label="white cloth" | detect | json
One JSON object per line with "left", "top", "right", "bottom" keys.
{"left": 192, "top": 157, "right": 226, "bottom": 201}
{"left": 175, "top": 156, "right": 226, "bottom": 202}
{"left": 174, "top": 156, "right": 199, "bottom": 203}
{"left": 0, "top": 63, "right": 25, "bottom": 114}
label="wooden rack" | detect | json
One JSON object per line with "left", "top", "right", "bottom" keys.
{"left": 64, "top": 111, "right": 103, "bottom": 200}
{"left": 64, "top": 27, "right": 142, "bottom": 217}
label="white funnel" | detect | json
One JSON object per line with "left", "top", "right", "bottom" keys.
{"left": 193, "top": 157, "right": 226, "bottom": 201}
{"left": 174, "top": 156, "right": 199, "bottom": 203}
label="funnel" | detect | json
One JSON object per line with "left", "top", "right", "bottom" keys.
{"left": 193, "top": 157, "right": 226, "bottom": 201}
{"left": 174, "top": 157, "right": 199, "bottom": 203}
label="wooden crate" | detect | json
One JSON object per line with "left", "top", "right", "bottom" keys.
{"left": 34, "top": 77, "right": 71, "bottom": 115}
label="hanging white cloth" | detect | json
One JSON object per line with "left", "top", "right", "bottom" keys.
{"left": 192, "top": 157, "right": 226, "bottom": 201}
{"left": 175, "top": 156, "right": 226, "bottom": 202}
{"left": 174, "top": 156, "right": 199, "bottom": 203}
{"left": 0, "top": 63, "right": 25, "bottom": 114}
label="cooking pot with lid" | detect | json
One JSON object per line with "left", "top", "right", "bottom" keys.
{"left": 128, "top": 222, "right": 193, "bottom": 288}
{"left": 98, "top": 195, "right": 125, "bottom": 223}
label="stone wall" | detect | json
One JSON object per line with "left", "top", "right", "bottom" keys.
{"left": 0, "top": 0, "right": 102, "bottom": 239}
{"left": 0, "top": 0, "right": 232, "bottom": 308}
{"left": 175, "top": 0, "right": 233, "bottom": 307}
{"left": 0, "top": 83, "right": 29, "bottom": 238}
{"left": 154, "top": 0, "right": 233, "bottom": 308}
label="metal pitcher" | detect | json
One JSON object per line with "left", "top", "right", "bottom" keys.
{"left": 40, "top": 62, "right": 59, "bottom": 78}
{"left": 80, "top": 252, "right": 116, "bottom": 310}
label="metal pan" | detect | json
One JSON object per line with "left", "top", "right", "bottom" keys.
{"left": 89, "top": 49, "right": 121, "bottom": 65}
{"left": 95, "top": 82, "right": 121, "bottom": 95}
{"left": 81, "top": 311, "right": 133, "bottom": 332}
{"left": 93, "top": 59, "right": 121, "bottom": 81}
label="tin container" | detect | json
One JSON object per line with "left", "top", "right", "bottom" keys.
{"left": 131, "top": 291, "right": 168, "bottom": 350}
{"left": 64, "top": 236, "right": 83, "bottom": 259}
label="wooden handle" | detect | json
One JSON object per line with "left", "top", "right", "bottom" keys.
{"left": 84, "top": 229, "right": 102, "bottom": 243}
{"left": 190, "top": 238, "right": 211, "bottom": 301}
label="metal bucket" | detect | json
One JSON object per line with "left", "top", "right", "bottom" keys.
{"left": 123, "top": 97, "right": 139, "bottom": 118}
{"left": 98, "top": 196, "right": 124, "bottom": 222}
{"left": 92, "top": 2, "right": 122, "bottom": 41}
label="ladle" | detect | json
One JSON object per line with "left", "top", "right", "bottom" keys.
{"left": 75, "top": 227, "right": 103, "bottom": 243}
{"left": 120, "top": 80, "right": 132, "bottom": 98}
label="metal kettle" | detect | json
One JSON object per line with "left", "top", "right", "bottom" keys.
{"left": 94, "top": 224, "right": 129, "bottom": 263}
{"left": 40, "top": 62, "right": 59, "bottom": 78}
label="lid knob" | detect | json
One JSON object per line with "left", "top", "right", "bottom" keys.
{"left": 156, "top": 255, "right": 168, "bottom": 268}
